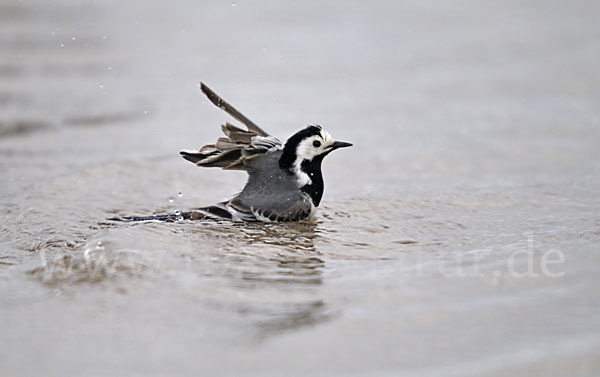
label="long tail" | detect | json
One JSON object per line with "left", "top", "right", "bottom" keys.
{"left": 108, "top": 205, "right": 233, "bottom": 223}
{"left": 108, "top": 211, "right": 194, "bottom": 222}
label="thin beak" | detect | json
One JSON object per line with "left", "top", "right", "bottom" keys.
{"left": 331, "top": 141, "right": 353, "bottom": 150}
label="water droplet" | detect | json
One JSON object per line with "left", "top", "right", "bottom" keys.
{"left": 174, "top": 210, "right": 181, "bottom": 216}
{"left": 60, "top": 43, "right": 64, "bottom": 47}
{"left": 143, "top": 110, "right": 148, "bottom": 114}
{"left": 97, "top": 241, "right": 103, "bottom": 246}
{"left": 99, "top": 84, "right": 104, "bottom": 88}
{"left": 178, "top": 192, "right": 183, "bottom": 198}
{"left": 107, "top": 66, "right": 112, "bottom": 71}
{"left": 168, "top": 198, "right": 174, "bottom": 203}
{"left": 102, "top": 35, "right": 107, "bottom": 40}
{"left": 71, "top": 37, "right": 76, "bottom": 41}
{"left": 232, "top": 2, "right": 236, "bottom": 6}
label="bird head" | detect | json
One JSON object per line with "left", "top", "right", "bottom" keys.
{"left": 279, "top": 125, "right": 352, "bottom": 175}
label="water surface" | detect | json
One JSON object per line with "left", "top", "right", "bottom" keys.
{"left": 1, "top": 1, "right": 599, "bottom": 376}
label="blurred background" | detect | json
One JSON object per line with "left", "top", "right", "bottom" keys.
{"left": 1, "top": 0, "right": 599, "bottom": 376}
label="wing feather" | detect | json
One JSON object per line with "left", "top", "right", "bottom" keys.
{"left": 200, "top": 83, "right": 269, "bottom": 137}
{"left": 180, "top": 83, "right": 281, "bottom": 171}
{"left": 227, "top": 193, "right": 313, "bottom": 222}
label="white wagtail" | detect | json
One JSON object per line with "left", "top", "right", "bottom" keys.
{"left": 119, "top": 83, "right": 351, "bottom": 222}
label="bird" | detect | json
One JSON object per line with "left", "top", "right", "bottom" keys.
{"left": 118, "top": 83, "right": 352, "bottom": 223}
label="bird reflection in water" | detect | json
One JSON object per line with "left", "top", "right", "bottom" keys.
{"left": 237, "top": 221, "right": 323, "bottom": 284}
{"left": 204, "top": 221, "right": 335, "bottom": 340}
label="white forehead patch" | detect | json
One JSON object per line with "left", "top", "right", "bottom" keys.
{"left": 320, "top": 129, "right": 335, "bottom": 146}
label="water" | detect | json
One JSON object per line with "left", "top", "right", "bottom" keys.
{"left": 1, "top": 0, "right": 599, "bottom": 376}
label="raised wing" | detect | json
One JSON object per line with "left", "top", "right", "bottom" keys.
{"left": 180, "top": 83, "right": 281, "bottom": 171}
{"left": 200, "top": 82, "right": 269, "bottom": 137}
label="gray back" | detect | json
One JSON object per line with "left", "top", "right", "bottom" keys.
{"left": 238, "top": 150, "right": 306, "bottom": 213}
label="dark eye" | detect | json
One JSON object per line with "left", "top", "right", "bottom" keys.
{"left": 313, "top": 140, "right": 321, "bottom": 148}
